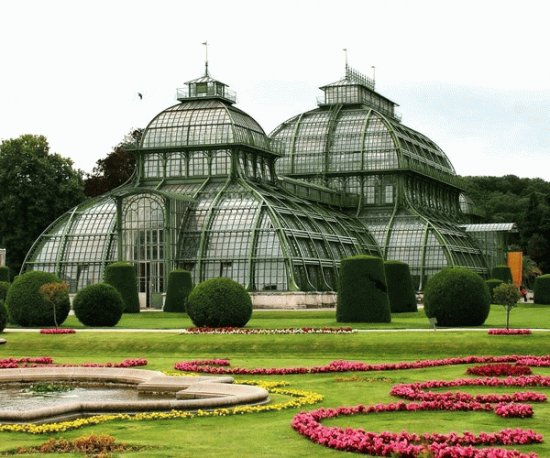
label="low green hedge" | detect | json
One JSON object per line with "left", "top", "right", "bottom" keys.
{"left": 491, "top": 265, "right": 513, "bottom": 283}
{"left": 534, "top": 274, "right": 550, "bottom": 305}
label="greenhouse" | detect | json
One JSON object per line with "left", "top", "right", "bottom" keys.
{"left": 271, "top": 65, "right": 489, "bottom": 288}
{"left": 22, "top": 72, "right": 380, "bottom": 305}
{"left": 22, "top": 65, "right": 515, "bottom": 304}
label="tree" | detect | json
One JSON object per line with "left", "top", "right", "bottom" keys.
{"left": 0, "top": 135, "right": 85, "bottom": 273}
{"left": 492, "top": 282, "right": 520, "bottom": 330}
{"left": 84, "top": 129, "right": 140, "bottom": 197}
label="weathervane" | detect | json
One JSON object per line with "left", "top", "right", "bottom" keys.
{"left": 343, "top": 48, "right": 348, "bottom": 72}
{"left": 202, "top": 41, "right": 209, "bottom": 76}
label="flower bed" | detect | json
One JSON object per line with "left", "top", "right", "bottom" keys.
{"left": 184, "top": 326, "right": 355, "bottom": 334}
{"left": 488, "top": 329, "right": 532, "bottom": 335}
{"left": 39, "top": 328, "right": 76, "bottom": 334}
{"left": 0, "top": 357, "right": 147, "bottom": 369}
{"left": 467, "top": 364, "right": 532, "bottom": 377}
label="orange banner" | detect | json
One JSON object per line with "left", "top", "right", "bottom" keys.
{"left": 507, "top": 251, "right": 523, "bottom": 287}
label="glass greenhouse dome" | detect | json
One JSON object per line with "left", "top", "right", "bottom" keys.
{"left": 23, "top": 71, "right": 380, "bottom": 305}
{"left": 271, "top": 65, "right": 487, "bottom": 288}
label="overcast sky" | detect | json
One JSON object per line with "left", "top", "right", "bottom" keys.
{"left": 1, "top": 0, "right": 549, "bottom": 180}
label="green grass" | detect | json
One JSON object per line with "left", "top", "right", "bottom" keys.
{"left": 0, "top": 308, "right": 549, "bottom": 457}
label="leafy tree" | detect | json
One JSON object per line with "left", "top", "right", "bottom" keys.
{"left": 0, "top": 135, "right": 85, "bottom": 273}
{"left": 492, "top": 282, "right": 520, "bottom": 330}
{"left": 84, "top": 129, "right": 140, "bottom": 197}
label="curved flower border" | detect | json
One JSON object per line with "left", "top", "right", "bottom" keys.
{"left": 0, "top": 357, "right": 147, "bottom": 369}
{"left": 39, "top": 329, "right": 76, "bottom": 334}
{"left": 0, "top": 380, "right": 323, "bottom": 434}
{"left": 489, "top": 329, "right": 532, "bottom": 335}
{"left": 467, "top": 364, "right": 533, "bottom": 377}
{"left": 183, "top": 327, "right": 355, "bottom": 334}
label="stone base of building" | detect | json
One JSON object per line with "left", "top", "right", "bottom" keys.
{"left": 250, "top": 292, "right": 336, "bottom": 309}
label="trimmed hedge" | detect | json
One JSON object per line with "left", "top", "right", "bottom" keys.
{"left": 485, "top": 278, "right": 505, "bottom": 302}
{"left": 187, "top": 277, "right": 252, "bottom": 327}
{"left": 534, "top": 274, "right": 550, "bottom": 305}
{"left": 384, "top": 261, "right": 417, "bottom": 313}
{"left": 73, "top": 283, "right": 124, "bottom": 327}
{"left": 0, "top": 300, "right": 7, "bottom": 332}
{"left": 491, "top": 265, "right": 513, "bottom": 283}
{"left": 337, "top": 255, "right": 391, "bottom": 323}
{"left": 5, "top": 271, "right": 70, "bottom": 327}
{"left": 163, "top": 270, "right": 193, "bottom": 313}
{"left": 0, "top": 281, "right": 9, "bottom": 302}
{"left": 424, "top": 267, "right": 490, "bottom": 327}
{"left": 0, "top": 266, "right": 9, "bottom": 283}
{"left": 104, "top": 262, "right": 140, "bottom": 313}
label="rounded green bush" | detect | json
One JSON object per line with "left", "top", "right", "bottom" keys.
{"left": 534, "top": 274, "right": 550, "bottom": 305}
{"left": 187, "top": 277, "right": 252, "bottom": 327}
{"left": 384, "top": 261, "right": 417, "bottom": 313}
{"left": 424, "top": 267, "right": 490, "bottom": 327}
{"left": 0, "top": 266, "right": 10, "bottom": 283}
{"left": 491, "top": 265, "right": 513, "bottom": 283}
{"left": 0, "top": 281, "right": 9, "bottom": 302}
{"left": 485, "top": 278, "right": 505, "bottom": 302}
{"left": 0, "top": 300, "right": 7, "bottom": 332}
{"left": 337, "top": 255, "right": 391, "bottom": 323}
{"left": 163, "top": 270, "right": 193, "bottom": 313}
{"left": 5, "top": 271, "right": 70, "bottom": 327}
{"left": 104, "top": 262, "right": 140, "bottom": 313}
{"left": 73, "top": 283, "right": 124, "bottom": 327}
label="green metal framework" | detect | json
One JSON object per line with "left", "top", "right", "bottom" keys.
{"left": 271, "top": 65, "right": 488, "bottom": 288}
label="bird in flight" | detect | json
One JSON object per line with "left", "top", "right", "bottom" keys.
{"left": 137, "top": 92, "right": 143, "bottom": 100}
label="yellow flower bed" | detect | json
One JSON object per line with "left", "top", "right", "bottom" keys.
{"left": 0, "top": 380, "right": 323, "bottom": 435}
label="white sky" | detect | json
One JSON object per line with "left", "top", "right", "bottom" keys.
{"left": 1, "top": 0, "right": 549, "bottom": 180}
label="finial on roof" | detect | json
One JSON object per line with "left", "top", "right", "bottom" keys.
{"left": 202, "top": 41, "right": 209, "bottom": 76}
{"left": 371, "top": 66, "right": 376, "bottom": 86}
{"left": 343, "top": 48, "right": 348, "bottom": 74}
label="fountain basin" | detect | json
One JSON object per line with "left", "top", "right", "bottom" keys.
{"left": 0, "top": 367, "right": 269, "bottom": 424}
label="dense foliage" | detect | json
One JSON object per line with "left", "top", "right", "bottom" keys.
{"left": 0, "top": 300, "right": 6, "bottom": 332}
{"left": 337, "top": 255, "right": 391, "bottom": 323}
{"left": 423, "top": 267, "right": 490, "bottom": 327}
{"left": 0, "top": 135, "right": 84, "bottom": 273}
{"left": 103, "top": 262, "right": 140, "bottom": 313}
{"left": 0, "top": 266, "right": 9, "bottom": 282}
{"left": 73, "top": 283, "right": 124, "bottom": 327}
{"left": 491, "top": 265, "right": 513, "bottom": 283}
{"left": 186, "top": 278, "right": 252, "bottom": 327}
{"left": 0, "top": 282, "right": 9, "bottom": 302}
{"left": 384, "top": 261, "right": 417, "bottom": 313}
{"left": 461, "top": 175, "right": 550, "bottom": 272}
{"left": 485, "top": 278, "right": 504, "bottom": 301}
{"left": 84, "top": 130, "right": 140, "bottom": 197}
{"left": 533, "top": 274, "right": 550, "bottom": 305}
{"left": 163, "top": 270, "right": 193, "bottom": 313}
{"left": 492, "top": 282, "right": 521, "bottom": 329}
{"left": 5, "top": 271, "right": 70, "bottom": 327}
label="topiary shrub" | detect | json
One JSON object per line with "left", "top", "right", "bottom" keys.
{"left": 73, "top": 283, "right": 124, "bottom": 327}
{"left": 491, "top": 265, "right": 513, "bottom": 283}
{"left": 163, "top": 270, "right": 193, "bottom": 313}
{"left": 384, "top": 261, "right": 417, "bottom": 313}
{"left": 0, "top": 266, "right": 10, "bottom": 283}
{"left": 424, "top": 267, "right": 490, "bottom": 327}
{"left": 533, "top": 274, "right": 550, "bottom": 305}
{"left": 5, "top": 271, "right": 70, "bottom": 327}
{"left": 104, "top": 262, "right": 140, "bottom": 313}
{"left": 187, "top": 277, "right": 252, "bottom": 327}
{"left": 0, "top": 281, "right": 9, "bottom": 302}
{"left": 485, "top": 278, "right": 505, "bottom": 302}
{"left": 337, "top": 255, "right": 391, "bottom": 323}
{"left": 0, "top": 300, "right": 7, "bottom": 332}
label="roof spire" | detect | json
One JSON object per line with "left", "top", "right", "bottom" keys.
{"left": 202, "top": 41, "right": 209, "bottom": 76}
{"left": 343, "top": 48, "right": 348, "bottom": 73}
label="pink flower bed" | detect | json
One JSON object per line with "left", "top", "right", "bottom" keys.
{"left": 467, "top": 364, "right": 532, "bottom": 377}
{"left": 489, "top": 329, "right": 532, "bottom": 335}
{"left": 0, "top": 357, "right": 147, "bottom": 369}
{"left": 39, "top": 328, "right": 76, "bottom": 334}
{"left": 184, "top": 326, "right": 355, "bottom": 334}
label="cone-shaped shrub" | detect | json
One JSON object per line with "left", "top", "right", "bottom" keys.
{"left": 73, "top": 283, "right": 124, "bottom": 327}
{"left": 534, "top": 274, "right": 550, "bottom": 305}
{"left": 424, "top": 267, "right": 490, "bottom": 327}
{"left": 0, "top": 266, "right": 9, "bottom": 283}
{"left": 337, "top": 255, "right": 391, "bottom": 323}
{"left": 163, "top": 270, "right": 193, "bottom": 312}
{"left": 0, "top": 300, "right": 7, "bottom": 332}
{"left": 384, "top": 261, "right": 417, "bottom": 313}
{"left": 187, "top": 277, "right": 252, "bottom": 327}
{"left": 491, "top": 265, "right": 513, "bottom": 283}
{"left": 485, "top": 278, "right": 504, "bottom": 302}
{"left": 104, "top": 262, "right": 140, "bottom": 313}
{"left": 5, "top": 271, "right": 70, "bottom": 327}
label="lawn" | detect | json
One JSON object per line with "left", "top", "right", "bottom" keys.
{"left": 0, "top": 307, "right": 549, "bottom": 457}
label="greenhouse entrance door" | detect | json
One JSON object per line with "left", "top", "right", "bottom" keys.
{"left": 137, "top": 261, "right": 165, "bottom": 308}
